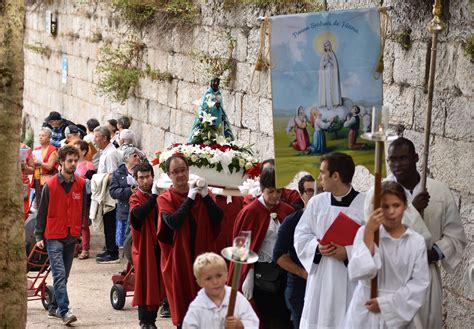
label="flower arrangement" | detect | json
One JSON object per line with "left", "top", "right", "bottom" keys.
{"left": 152, "top": 142, "right": 261, "bottom": 178}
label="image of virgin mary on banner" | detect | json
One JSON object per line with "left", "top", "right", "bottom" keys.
{"left": 270, "top": 8, "right": 383, "bottom": 187}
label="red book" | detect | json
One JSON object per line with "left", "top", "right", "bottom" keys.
{"left": 320, "top": 212, "right": 361, "bottom": 246}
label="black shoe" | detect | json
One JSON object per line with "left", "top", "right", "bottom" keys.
{"left": 62, "top": 311, "right": 77, "bottom": 325}
{"left": 96, "top": 251, "right": 107, "bottom": 258}
{"left": 159, "top": 300, "right": 171, "bottom": 318}
{"left": 96, "top": 253, "right": 120, "bottom": 264}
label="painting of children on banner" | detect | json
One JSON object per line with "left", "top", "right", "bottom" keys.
{"left": 270, "top": 8, "right": 382, "bottom": 186}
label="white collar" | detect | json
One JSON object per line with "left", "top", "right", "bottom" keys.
{"left": 332, "top": 185, "right": 353, "bottom": 202}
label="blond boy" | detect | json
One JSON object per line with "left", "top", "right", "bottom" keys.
{"left": 183, "top": 253, "right": 259, "bottom": 329}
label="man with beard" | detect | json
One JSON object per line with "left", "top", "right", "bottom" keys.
{"left": 35, "top": 145, "right": 86, "bottom": 325}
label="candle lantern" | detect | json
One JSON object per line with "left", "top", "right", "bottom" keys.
{"left": 222, "top": 233, "right": 258, "bottom": 318}
{"left": 362, "top": 105, "right": 396, "bottom": 299}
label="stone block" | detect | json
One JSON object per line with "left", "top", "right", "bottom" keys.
{"left": 176, "top": 81, "right": 202, "bottom": 114}
{"left": 172, "top": 26, "right": 194, "bottom": 54}
{"left": 392, "top": 41, "right": 426, "bottom": 87}
{"left": 382, "top": 42, "right": 395, "bottom": 85}
{"left": 237, "top": 128, "right": 251, "bottom": 145}
{"left": 234, "top": 62, "right": 252, "bottom": 93}
{"left": 192, "top": 25, "right": 209, "bottom": 54}
{"left": 168, "top": 53, "right": 195, "bottom": 82}
{"left": 442, "top": 284, "right": 474, "bottom": 328}
{"left": 429, "top": 136, "right": 473, "bottom": 194}
{"left": 231, "top": 91, "right": 243, "bottom": 128}
{"left": 147, "top": 101, "right": 171, "bottom": 131}
{"left": 220, "top": 89, "right": 237, "bottom": 126}
{"left": 208, "top": 27, "right": 232, "bottom": 58}
{"left": 444, "top": 96, "right": 474, "bottom": 142}
{"left": 413, "top": 88, "right": 445, "bottom": 136}
{"left": 241, "top": 93, "right": 260, "bottom": 130}
{"left": 137, "top": 77, "right": 159, "bottom": 101}
{"left": 147, "top": 48, "right": 169, "bottom": 73}
{"left": 164, "top": 131, "right": 186, "bottom": 148}
{"left": 249, "top": 131, "right": 273, "bottom": 161}
{"left": 454, "top": 43, "right": 473, "bottom": 97}
{"left": 384, "top": 83, "right": 415, "bottom": 129}
{"left": 434, "top": 42, "right": 461, "bottom": 92}
{"left": 246, "top": 28, "right": 260, "bottom": 64}
{"left": 139, "top": 123, "right": 166, "bottom": 157}
{"left": 168, "top": 79, "right": 178, "bottom": 109}
{"left": 233, "top": 28, "right": 248, "bottom": 62}
{"left": 259, "top": 97, "right": 273, "bottom": 135}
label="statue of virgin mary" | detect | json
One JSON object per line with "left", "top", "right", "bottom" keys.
{"left": 318, "top": 40, "right": 342, "bottom": 109}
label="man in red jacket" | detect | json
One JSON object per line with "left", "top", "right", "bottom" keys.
{"left": 35, "top": 145, "right": 86, "bottom": 325}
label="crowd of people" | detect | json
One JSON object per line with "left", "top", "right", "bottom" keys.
{"left": 21, "top": 111, "right": 466, "bottom": 329}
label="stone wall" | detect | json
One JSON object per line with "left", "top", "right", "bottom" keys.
{"left": 23, "top": 0, "right": 472, "bottom": 327}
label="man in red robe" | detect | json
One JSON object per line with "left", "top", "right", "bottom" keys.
{"left": 129, "top": 162, "right": 165, "bottom": 329}
{"left": 157, "top": 154, "right": 223, "bottom": 327}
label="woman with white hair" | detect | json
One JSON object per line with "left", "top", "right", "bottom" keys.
{"left": 118, "top": 129, "right": 136, "bottom": 151}
{"left": 33, "top": 127, "right": 59, "bottom": 187}
{"left": 109, "top": 147, "right": 145, "bottom": 248}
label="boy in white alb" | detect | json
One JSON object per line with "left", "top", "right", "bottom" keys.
{"left": 183, "top": 253, "right": 259, "bottom": 329}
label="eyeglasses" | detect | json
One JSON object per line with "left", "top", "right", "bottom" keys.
{"left": 304, "top": 188, "right": 315, "bottom": 194}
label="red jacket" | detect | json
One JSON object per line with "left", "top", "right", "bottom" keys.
{"left": 44, "top": 175, "right": 85, "bottom": 239}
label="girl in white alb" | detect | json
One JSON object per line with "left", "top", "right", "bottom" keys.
{"left": 345, "top": 181, "right": 430, "bottom": 329}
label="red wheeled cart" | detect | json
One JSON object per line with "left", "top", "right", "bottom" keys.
{"left": 26, "top": 245, "right": 55, "bottom": 310}
{"left": 110, "top": 262, "right": 135, "bottom": 310}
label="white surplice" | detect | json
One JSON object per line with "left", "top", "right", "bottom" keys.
{"left": 344, "top": 225, "right": 430, "bottom": 329}
{"left": 385, "top": 175, "right": 467, "bottom": 329}
{"left": 294, "top": 191, "right": 365, "bottom": 329}
{"left": 182, "top": 286, "right": 259, "bottom": 329}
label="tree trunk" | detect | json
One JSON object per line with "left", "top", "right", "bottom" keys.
{"left": 0, "top": 1, "right": 27, "bottom": 328}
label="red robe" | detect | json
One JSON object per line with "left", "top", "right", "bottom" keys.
{"left": 228, "top": 199, "right": 294, "bottom": 292}
{"left": 129, "top": 190, "right": 165, "bottom": 308}
{"left": 243, "top": 188, "right": 303, "bottom": 209}
{"left": 214, "top": 195, "right": 244, "bottom": 252}
{"left": 157, "top": 187, "right": 220, "bottom": 325}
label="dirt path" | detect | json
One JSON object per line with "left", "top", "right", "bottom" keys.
{"left": 26, "top": 231, "right": 174, "bottom": 329}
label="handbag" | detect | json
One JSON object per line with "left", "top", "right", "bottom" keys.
{"left": 254, "top": 262, "right": 284, "bottom": 293}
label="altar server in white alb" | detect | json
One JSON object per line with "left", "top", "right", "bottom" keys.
{"left": 345, "top": 181, "right": 430, "bottom": 328}
{"left": 294, "top": 152, "right": 365, "bottom": 329}
{"left": 386, "top": 137, "right": 466, "bottom": 329}
{"left": 182, "top": 252, "right": 259, "bottom": 329}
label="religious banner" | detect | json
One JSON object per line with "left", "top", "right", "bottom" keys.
{"left": 269, "top": 8, "right": 382, "bottom": 187}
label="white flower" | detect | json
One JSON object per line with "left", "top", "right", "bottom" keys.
{"left": 245, "top": 161, "right": 253, "bottom": 170}
{"left": 190, "top": 154, "right": 198, "bottom": 163}
{"left": 200, "top": 111, "right": 217, "bottom": 124}
{"left": 238, "top": 158, "right": 245, "bottom": 168}
{"left": 215, "top": 135, "right": 227, "bottom": 145}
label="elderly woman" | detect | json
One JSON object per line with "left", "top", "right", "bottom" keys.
{"left": 118, "top": 129, "right": 136, "bottom": 152}
{"left": 230, "top": 167, "right": 294, "bottom": 329}
{"left": 109, "top": 147, "right": 144, "bottom": 248}
{"left": 33, "top": 127, "right": 59, "bottom": 188}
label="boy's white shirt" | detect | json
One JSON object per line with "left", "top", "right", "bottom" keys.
{"left": 182, "top": 285, "right": 259, "bottom": 329}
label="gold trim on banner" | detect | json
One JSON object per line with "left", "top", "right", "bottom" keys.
{"left": 373, "top": 7, "right": 391, "bottom": 79}
{"left": 251, "top": 17, "right": 272, "bottom": 94}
